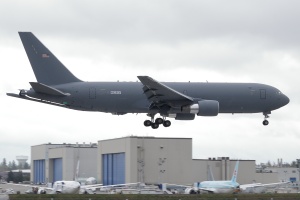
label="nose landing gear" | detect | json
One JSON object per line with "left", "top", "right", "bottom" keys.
{"left": 263, "top": 112, "right": 270, "bottom": 126}
{"left": 144, "top": 114, "right": 171, "bottom": 129}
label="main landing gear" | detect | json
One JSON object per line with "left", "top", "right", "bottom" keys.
{"left": 144, "top": 114, "right": 171, "bottom": 129}
{"left": 263, "top": 111, "right": 270, "bottom": 126}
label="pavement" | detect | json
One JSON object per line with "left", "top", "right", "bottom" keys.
{"left": 0, "top": 183, "right": 32, "bottom": 194}
{"left": 0, "top": 183, "right": 34, "bottom": 200}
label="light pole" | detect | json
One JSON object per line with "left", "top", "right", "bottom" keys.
{"left": 283, "top": 170, "right": 288, "bottom": 182}
{"left": 297, "top": 159, "right": 300, "bottom": 185}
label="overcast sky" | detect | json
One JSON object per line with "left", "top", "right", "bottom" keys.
{"left": 0, "top": 0, "right": 299, "bottom": 165}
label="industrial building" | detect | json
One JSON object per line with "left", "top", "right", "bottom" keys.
{"left": 31, "top": 143, "right": 98, "bottom": 183}
{"left": 31, "top": 136, "right": 279, "bottom": 185}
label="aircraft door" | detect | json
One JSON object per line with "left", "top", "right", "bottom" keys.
{"left": 89, "top": 88, "right": 96, "bottom": 99}
{"left": 56, "top": 183, "right": 63, "bottom": 192}
{"left": 260, "top": 89, "right": 266, "bottom": 99}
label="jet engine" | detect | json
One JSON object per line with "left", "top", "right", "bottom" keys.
{"left": 175, "top": 113, "right": 195, "bottom": 120}
{"left": 184, "top": 187, "right": 199, "bottom": 194}
{"left": 182, "top": 100, "right": 219, "bottom": 116}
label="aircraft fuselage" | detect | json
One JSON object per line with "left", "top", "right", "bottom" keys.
{"left": 25, "top": 81, "right": 288, "bottom": 115}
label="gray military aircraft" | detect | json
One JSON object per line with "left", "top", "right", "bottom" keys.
{"left": 7, "top": 32, "right": 289, "bottom": 129}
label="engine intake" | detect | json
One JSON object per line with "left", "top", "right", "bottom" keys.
{"left": 182, "top": 100, "right": 219, "bottom": 116}
{"left": 167, "top": 113, "right": 195, "bottom": 120}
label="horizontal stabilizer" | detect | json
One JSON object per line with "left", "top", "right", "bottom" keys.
{"left": 30, "top": 82, "right": 70, "bottom": 96}
{"left": 6, "top": 92, "right": 67, "bottom": 108}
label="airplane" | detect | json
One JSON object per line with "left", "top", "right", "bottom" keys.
{"left": 6, "top": 32, "right": 290, "bottom": 129}
{"left": 9, "top": 164, "right": 101, "bottom": 195}
{"left": 46, "top": 180, "right": 81, "bottom": 194}
{"left": 19, "top": 180, "right": 103, "bottom": 194}
{"left": 7, "top": 180, "right": 81, "bottom": 194}
{"left": 185, "top": 161, "right": 240, "bottom": 194}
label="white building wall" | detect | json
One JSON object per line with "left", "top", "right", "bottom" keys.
{"left": 136, "top": 137, "right": 193, "bottom": 185}
{"left": 97, "top": 136, "right": 277, "bottom": 185}
{"left": 254, "top": 172, "right": 279, "bottom": 184}
{"left": 97, "top": 137, "right": 193, "bottom": 185}
{"left": 75, "top": 147, "right": 98, "bottom": 180}
{"left": 31, "top": 144, "right": 62, "bottom": 182}
{"left": 264, "top": 167, "right": 300, "bottom": 183}
{"left": 31, "top": 144, "right": 97, "bottom": 183}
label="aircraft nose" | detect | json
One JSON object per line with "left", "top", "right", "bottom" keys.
{"left": 283, "top": 94, "right": 290, "bottom": 106}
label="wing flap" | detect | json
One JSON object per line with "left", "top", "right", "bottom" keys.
{"left": 30, "top": 82, "right": 70, "bottom": 96}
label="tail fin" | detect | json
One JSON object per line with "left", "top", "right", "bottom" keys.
{"left": 207, "top": 165, "right": 215, "bottom": 181}
{"left": 19, "top": 32, "right": 82, "bottom": 85}
{"left": 231, "top": 160, "right": 239, "bottom": 183}
{"left": 75, "top": 160, "right": 80, "bottom": 181}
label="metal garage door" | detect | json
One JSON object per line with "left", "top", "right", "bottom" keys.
{"left": 102, "top": 153, "right": 125, "bottom": 185}
{"left": 33, "top": 160, "right": 45, "bottom": 184}
{"left": 53, "top": 158, "right": 63, "bottom": 182}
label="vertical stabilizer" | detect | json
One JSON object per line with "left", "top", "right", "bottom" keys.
{"left": 75, "top": 160, "right": 80, "bottom": 181}
{"left": 231, "top": 160, "right": 239, "bottom": 183}
{"left": 207, "top": 165, "right": 215, "bottom": 181}
{"left": 19, "top": 32, "right": 82, "bottom": 85}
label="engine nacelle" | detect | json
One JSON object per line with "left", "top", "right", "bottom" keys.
{"left": 182, "top": 100, "right": 219, "bottom": 116}
{"left": 167, "top": 113, "right": 195, "bottom": 120}
{"left": 175, "top": 113, "right": 195, "bottom": 120}
{"left": 184, "top": 187, "right": 198, "bottom": 194}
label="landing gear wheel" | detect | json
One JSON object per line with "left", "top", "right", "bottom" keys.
{"left": 151, "top": 123, "right": 159, "bottom": 129}
{"left": 144, "top": 120, "right": 152, "bottom": 127}
{"left": 144, "top": 114, "right": 172, "bottom": 128}
{"left": 155, "top": 118, "right": 164, "bottom": 124}
{"left": 263, "top": 120, "right": 269, "bottom": 126}
{"left": 163, "top": 120, "right": 171, "bottom": 127}
{"left": 262, "top": 112, "right": 270, "bottom": 126}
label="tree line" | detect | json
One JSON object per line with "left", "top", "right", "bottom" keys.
{"left": 0, "top": 158, "right": 30, "bottom": 171}
{"left": 0, "top": 158, "right": 30, "bottom": 183}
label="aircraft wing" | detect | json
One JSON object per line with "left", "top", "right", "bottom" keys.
{"left": 82, "top": 182, "right": 141, "bottom": 191}
{"left": 137, "top": 76, "right": 194, "bottom": 105}
{"left": 199, "top": 187, "right": 218, "bottom": 193}
{"left": 262, "top": 181, "right": 290, "bottom": 188}
{"left": 240, "top": 181, "right": 290, "bottom": 189}
{"left": 80, "top": 184, "right": 104, "bottom": 189}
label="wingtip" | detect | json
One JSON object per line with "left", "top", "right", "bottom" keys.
{"left": 137, "top": 76, "right": 145, "bottom": 80}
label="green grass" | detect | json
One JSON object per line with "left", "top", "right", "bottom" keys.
{"left": 8, "top": 193, "right": 300, "bottom": 200}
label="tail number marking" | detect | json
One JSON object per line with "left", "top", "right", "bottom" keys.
{"left": 110, "top": 91, "right": 122, "bottom": 95}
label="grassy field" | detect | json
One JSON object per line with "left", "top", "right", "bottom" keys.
{"left": 8, "top": 194, "right": 300, "bottom": 200}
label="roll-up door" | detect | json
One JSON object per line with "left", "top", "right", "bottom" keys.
{"left": 53, "top": 158, "right": 63, "bottom": 182}
{"left": 102, "top": 153, "right": 125, "bottom": 185}
{"left": 33, "top": 160, "right": 45, "bottom": 184}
